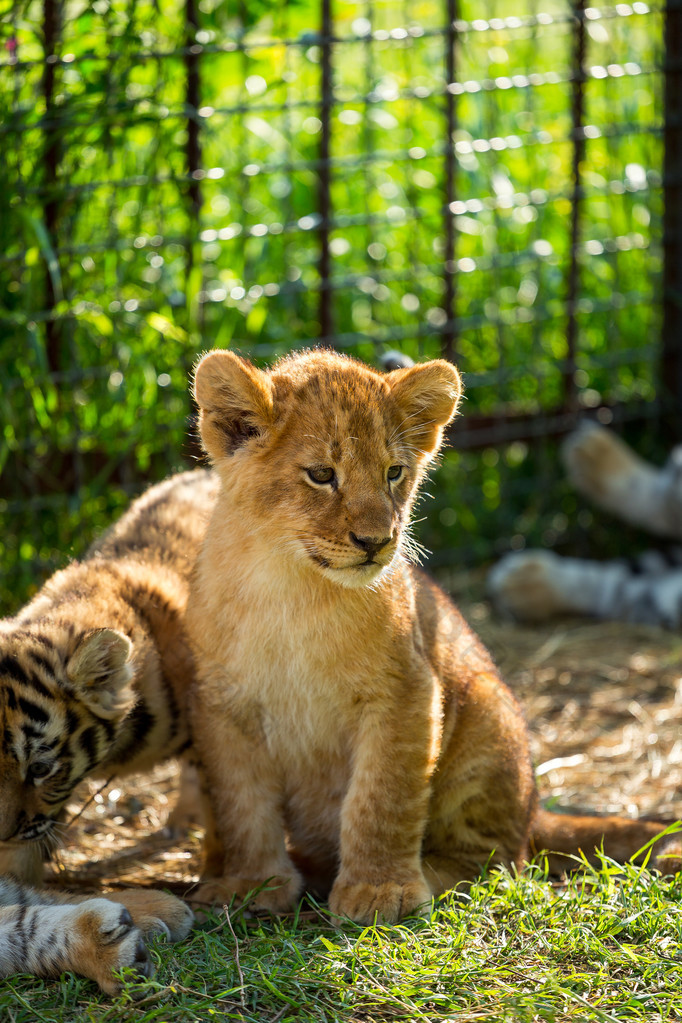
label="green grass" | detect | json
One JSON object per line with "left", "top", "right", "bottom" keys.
{"left": 4, "top": 860, "right": 682, "bottom": 1022}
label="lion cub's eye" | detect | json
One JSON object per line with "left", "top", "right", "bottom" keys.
{"left": 387, "top": 465, "right": 404, "bottom": 482}
{"left": 307, "top": 467, "right": 335, "bottom": 485}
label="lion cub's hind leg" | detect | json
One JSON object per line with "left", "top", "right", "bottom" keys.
{"left": 424, "top": 671, "right": 536, "bottom": 897}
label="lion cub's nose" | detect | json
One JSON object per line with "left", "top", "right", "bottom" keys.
{"left": 349, "top": 532, "right": 393, "bottom": 557}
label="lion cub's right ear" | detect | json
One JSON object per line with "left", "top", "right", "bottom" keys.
{"left": 193, "top": 350, "right": 275, "bottom": 462}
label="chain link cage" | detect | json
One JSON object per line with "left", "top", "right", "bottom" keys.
{"left": 1, "top": 0, "right": 680, "bottom": 611}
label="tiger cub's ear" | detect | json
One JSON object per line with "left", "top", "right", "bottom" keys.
{"left": 193, "top": 349, "right": 275, "bottom": 463}
{"left": 67, "top": 629, "right": 135, "bottom": 720}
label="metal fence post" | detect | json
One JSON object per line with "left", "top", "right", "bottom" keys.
{"left": 441, "top": 0, "right": 458, "bottom": 363}
{"left": 564, "top": 0, "right": 586, "bottom": 415}
{"left": 318, "top": 0, "right": 334, "bottom": 343}
{"left": 663, "top": 0, "right": 682, "bottom": 437}
{"left": 185, "top": 0, "right": 203, "bottom": 336}
{"left": 42, "top": 0, "right": 62, "bottom": 375}
{"left": 185, "top": 0, "right": 202, "bottom": 223}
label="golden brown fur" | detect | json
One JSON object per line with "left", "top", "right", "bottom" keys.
{"left": 188, "top": 349, "right": 676, "bottom": 924}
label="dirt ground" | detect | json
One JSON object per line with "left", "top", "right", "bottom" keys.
{"left": 48, "top": 572, "right": 682, "bottom": 893}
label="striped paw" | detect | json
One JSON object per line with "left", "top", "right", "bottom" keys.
{"left": 69, "top": 899, "right": 152, "bottom": 995}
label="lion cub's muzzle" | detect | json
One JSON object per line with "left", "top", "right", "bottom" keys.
{"left": 349, "top": 532, "right": 394, "bottom": 562}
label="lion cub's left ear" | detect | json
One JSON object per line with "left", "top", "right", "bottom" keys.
{"left": 193, "top": 349, "right": 275, "bottom": 464}
{"left": 387, "top": 359, "right": 462, "bottom": 457}
{"left": 66, "top": 629, "right": 135, "bottom": 720}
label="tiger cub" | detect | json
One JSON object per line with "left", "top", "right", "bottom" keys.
{"left": 0, "top": 468, "right": 218, "bottom": 987}
{"left": 0, "top": 467, "right": 221, "bottom": 886}
{"left": 0, "top": 468, "right": 220, "bottom": 885}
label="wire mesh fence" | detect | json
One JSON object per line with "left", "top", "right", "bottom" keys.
{"left": 0, "top": 0, "right": 678, "bottom": 612}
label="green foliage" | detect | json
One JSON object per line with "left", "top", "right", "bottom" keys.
{"left": 3, "top": 859, "right": 682, "bottom": 1020}
{"left": 0, "top": 0, "right": 665, "bottom": 612}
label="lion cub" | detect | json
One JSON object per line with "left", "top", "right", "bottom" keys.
{"left": 188, "top": 349, "right": 672, "bottom": 924}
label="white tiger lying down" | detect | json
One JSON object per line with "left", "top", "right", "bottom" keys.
{"left": 489, "top": 422, "right": 682, "bottom": 628}
{"left": 0, "top": 877, "right": 192, "bottom": 994}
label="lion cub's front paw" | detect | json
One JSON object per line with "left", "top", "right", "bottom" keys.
{"left": 194, "top": 870, "right": 303, "bottom": 915}
{"left": 328, "top": 876, "right": 431, "bottom": 925}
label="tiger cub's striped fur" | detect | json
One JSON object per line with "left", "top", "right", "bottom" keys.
{"left": 0, "top": 468, "right": 219, "bottom": 885}
{"left": 0, "top": 875, "right": 193, "bottom": 993}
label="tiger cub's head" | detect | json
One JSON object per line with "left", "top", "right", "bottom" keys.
{"left": 193, "top": 349, "right": 461, "bottom": 589}
{"left": 0, "top": 625, "right": 134, "bottom": 848}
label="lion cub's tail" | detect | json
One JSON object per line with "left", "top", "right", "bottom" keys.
{"left": 529, "top": 807, "right": 682, "bottom": 874}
